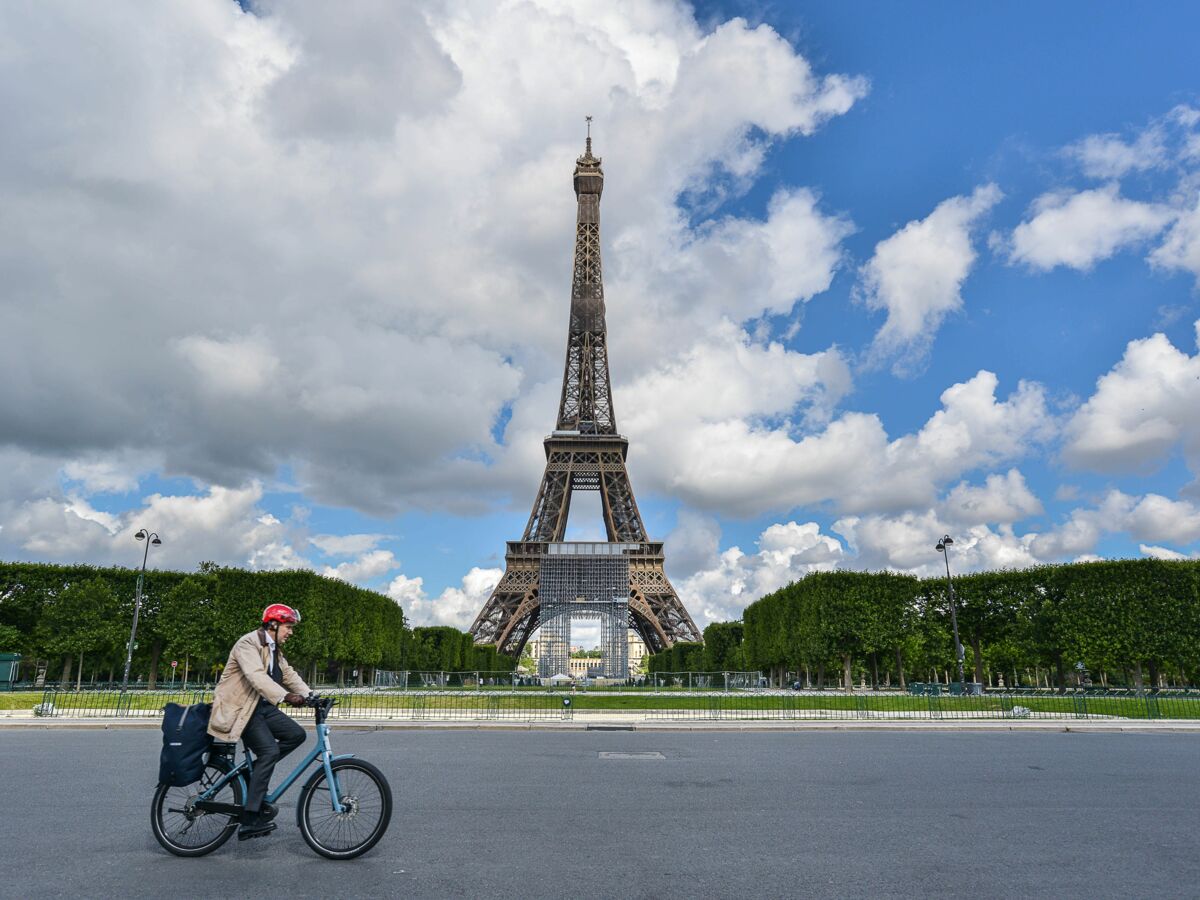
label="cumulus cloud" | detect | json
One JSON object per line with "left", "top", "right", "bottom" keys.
{"left": 0, "top": 0, "right": 867, "bottom": 527}
{"left": 390, "top": 566, "right": 501, "bottom": 629}
{"left": 1139, "top": 544, "right": 1199, "bottom": 561}
{"left": 1008, "top": 184, "right": 1173, "bottom": 271}
{"left": 833, "top": 511, "right": 1039, "bottom": 575}
{"left": 1150, "top": 191, "right": 1200, "bottom": 280}
{"left": 626, "top": 365, "right": 1051, "bottom": 519}
{"left": 320, "top": 549, "right": 398, "bottom": 583}
{"left": 1031, "top": 490, "right": 1200, "bottom": 559}
{"left": 1063, "top": 321, "right": 1200, "bottom": 475}
{"left": 1066, "top": 128, "right": 1166, "bottom": 179}
{"left": 674, "top": 520, "right": 845, "bottom": 626}
{"left": 0, "top": 479, "right": 313, "bottom": 572}
{"left": 941, "top": 469, "right": 1043, "bottom": 525}
{"left": 858, "top": 184, "right": 1001, "bottom": 370}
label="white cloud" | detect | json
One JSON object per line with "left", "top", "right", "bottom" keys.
{"left": 1066, "top": 129, "right": 1166, "bottom": 179}
{"left": 1031, "top": 490, "right": 1200, "bottom": 559}
{"left": 175, "top": 335, "right": 281, "bottom": 396}
{"left": 1063, "top": 321, "right": 1200, "bottom": 475}
{"left": 627, "top": 366, "right": 1051, "bottom": 519}
{"left": 1150, "top": 192, "right": 1200, "bottom": 280}
{"left": 320, "top": 549, "right": 398, "bottom": 583}
{"left": 858, "top": 184, "right": 1001, "bottom": 369}
{"left": 1009, "top": 184, "right": 1173, "bottom": 271}
{"left": 0, "top": 480, "right": 314, "bottom": 572}
{"left": 675, "top": 520, "right": 844, "bottom": 626}
{"left": 61, "top": 457, "right": 144, "bottom": 494}
{"left": 0, "top": 0, "right": 866, "bottom": 521}
{"left": 391, "top": 566, "right": 502, "bottom": 629}
{"left": 834, "top": 511, "right": 1040, "bottom": 574}
{"left": 941, "top": 469, "right": 1043, "bottom": 525}
{"left": 1139, "top": 544, "right": 1199, "bottom": 561}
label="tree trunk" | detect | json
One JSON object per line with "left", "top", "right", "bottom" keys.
{"left": 971, "top": 636, "right": 984, "bottom": 684}
{"left": 1133, "top": 662, "right": 1144, "bottom": 691}
{"left": 76, "top": 652, "right": 84, "bottom": 691}
{"left": 61, "top": 655, "right": 72, "bottom": 686}
{"left": 804, "top": 664, "right": 811, "bottom": 689}
{"left": 147, "top": 639, "right": 163, "bottom": 689}
{"left": 816, "top": 662, "right": 825, "bottom": 690}
{"left": 337, "top": 665, "right": 345, "bottom": 687}
{"left": 870, "top": 652, "right": 879, "bottom": 690}
{"left": 895, "top": 649, "right": 906, "bottom": 691}
{"left": 1054, "top": 653, "right": 1065, "bottom": 694}
{"left": 842, "top": 654, "right": 852, "bottom": 692}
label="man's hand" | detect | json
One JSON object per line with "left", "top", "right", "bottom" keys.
{"left": 284, "top": 692, "right": 306, "bottom": 707}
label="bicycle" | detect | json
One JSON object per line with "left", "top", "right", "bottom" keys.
{"left": 151, "top": 695, "right": 392, "bottom": 859}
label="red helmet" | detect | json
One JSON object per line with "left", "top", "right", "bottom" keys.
{"left": 262, "top": 604, "right": 301, "bottom": 626}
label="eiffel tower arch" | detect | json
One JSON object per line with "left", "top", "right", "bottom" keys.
{"left": 469, "top": 128, "right": 702, "bottom": 658}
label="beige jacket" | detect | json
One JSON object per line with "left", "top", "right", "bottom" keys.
{"left": 208, "top": 628, "right": 310, "bottom": 743}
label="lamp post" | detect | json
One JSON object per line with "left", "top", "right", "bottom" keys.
{"left": 935, "top": 534, "right": 967, "bottom": 688}
{"left": 120, "top": 528, "right": 161, "bottom": 696}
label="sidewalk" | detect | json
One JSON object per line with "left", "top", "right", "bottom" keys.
{"left": 3, "top": 710, "right": 1199, "bottom": 733}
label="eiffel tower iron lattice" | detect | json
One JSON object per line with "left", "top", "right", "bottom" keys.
{"left": 468, "top": 130, "right": 702, "bottom": 658}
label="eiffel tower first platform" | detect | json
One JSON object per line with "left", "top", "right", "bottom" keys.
{"left": 468, "top": 128, "right": 702, "bottom": 657}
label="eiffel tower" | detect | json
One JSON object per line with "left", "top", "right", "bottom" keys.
{"left": 469, "top": 125, "right": 702, "bottom": 657}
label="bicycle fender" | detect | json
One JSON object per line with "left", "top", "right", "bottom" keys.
{"left": 297, "top": 755, "right": 358, "bottom": 792}
{"left": 297, "top": 755, "right": 359, "bottom": 823}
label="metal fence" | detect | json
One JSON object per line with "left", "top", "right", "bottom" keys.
{"left": 27, "top": 687, "right": 1200, "bottom": 722}
{"left": 31, "top": 688, "right": 576, "bottom": 722}
{"left": 643, "top": 690, "right": 1200, "bottom": 721}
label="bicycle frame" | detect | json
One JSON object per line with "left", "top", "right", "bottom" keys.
{"left": 198, "top": 700, "right": 351, "bottom": 814}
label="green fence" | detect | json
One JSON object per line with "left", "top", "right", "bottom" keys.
{"left": 32, "top": 688, "right": 576, "bottom": 721}
{"left": 643, "top": 691, "right": 1200, "bottom": 721}
{"left": 27, "top": 687, "right": 1200, "bottom": 722}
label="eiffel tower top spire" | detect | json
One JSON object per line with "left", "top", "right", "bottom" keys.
{"left": 558, "top": 119, "right": 615, "bottom": 434}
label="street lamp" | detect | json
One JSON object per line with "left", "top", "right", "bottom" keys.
{"left": 935, "top": 534, "right": 967, "bottom": 688}
{"left": 120, "top": 528, "right": 162, "bottom": 696}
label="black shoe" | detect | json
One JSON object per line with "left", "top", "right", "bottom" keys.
{"left": 261, "top": 802, "right": 278, "bottom": 822}
{"left": 238, "top": 814, "right": 277, "bottom": 841}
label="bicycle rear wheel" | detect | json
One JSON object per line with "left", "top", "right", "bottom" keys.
{"left": 151, "top": 759, "right": 244, "bottom": 857}
{"left": 297, "top": 759, "right": 392, "bottom": 859}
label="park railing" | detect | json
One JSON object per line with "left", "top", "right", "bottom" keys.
{"left": 642, "top": 690, "right": 1200, "bottom": 721}
{"left": 27, "top": 687, "right": 1200, "bottom": 722}
{"left": 31, "top": 687, "right": 577, "bottom": 722}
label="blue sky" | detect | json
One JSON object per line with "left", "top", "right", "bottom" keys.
{"left": 2, "top": 1, "right": 1199, "bottom": 638}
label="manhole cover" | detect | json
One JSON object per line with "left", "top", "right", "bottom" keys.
{"left": 598, "top": 751, "right": 665, "bottom": 759}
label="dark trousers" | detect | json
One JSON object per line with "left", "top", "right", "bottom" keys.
{"left": 242, "top": 699, "right": 306, "bottom": 814}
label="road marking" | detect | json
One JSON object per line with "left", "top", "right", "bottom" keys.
{"left": 598, "top": 751, "right": 665, "bottom": 759}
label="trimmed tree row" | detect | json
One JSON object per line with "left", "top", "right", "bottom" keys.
{"left": 0, "top": 561, "right": 511, "bottom": 688}
{"left": 649, "top": 559, "right": 1200, "bottom": 690}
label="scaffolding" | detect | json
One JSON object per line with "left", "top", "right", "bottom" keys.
{"left": 538, "top": 543, "right": 631, "bottom": 679}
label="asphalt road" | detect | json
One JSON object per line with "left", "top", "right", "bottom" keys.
{"left": 1, "top": 728, "right": 1196, "bottom": 898}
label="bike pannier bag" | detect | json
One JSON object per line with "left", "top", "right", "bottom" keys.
{"left": 159, "top": 702, "right": 214, "bottom": 786}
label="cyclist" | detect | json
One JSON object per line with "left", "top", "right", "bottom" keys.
{"left": 209, "top": 603, "right": 310, "bottom": 840}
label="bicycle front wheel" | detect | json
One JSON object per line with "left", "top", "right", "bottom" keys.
{"left": 297, "top": 759, "right": 392, "bottom": 859}
{"left": 151, "top": 759, "right": 244, "bottom": 857}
